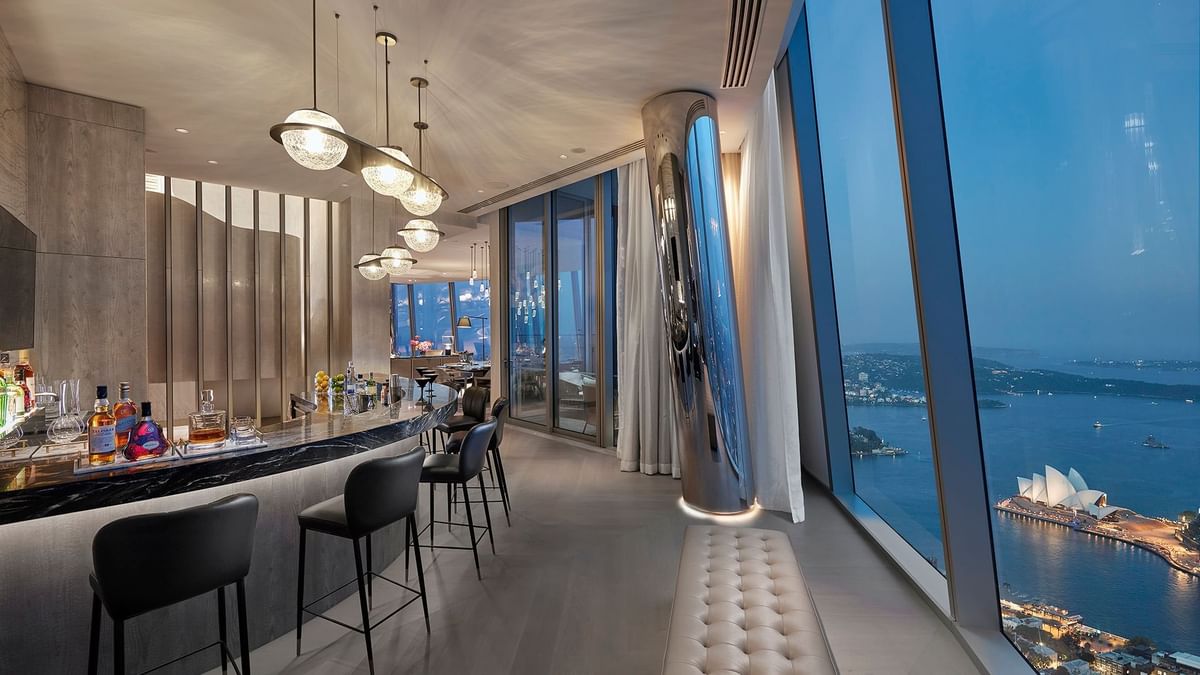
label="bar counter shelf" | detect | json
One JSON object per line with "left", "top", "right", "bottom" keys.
{"left": 0, "top": 379, "right": 457, "bottom": 525}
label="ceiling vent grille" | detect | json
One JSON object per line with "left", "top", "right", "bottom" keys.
{"left": 720, "top": 0, "right": 766, "bottom": 89}
{"left": 459, "top": 139, "right": 645, "bottom": 214}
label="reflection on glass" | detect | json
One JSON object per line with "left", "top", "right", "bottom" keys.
{"left": 933, "top": 0, "right": 1200, "bottom": 666}
{"left": 554, "top": 179, "right": 598, "bottom": 435}
{"left": 391, "top": 284, "right": 412, "bottom": 356}
{"left": 412, "top": 282, "right": 452, "bottom": 353}
{"left": 509, "top": 196, "right": 547, "bottom": 423}
{"left": 455, "top": 280, "right": 491, "bottom": 359}
{"left": 804, "top": 0, "right": 945, "bottom": 572}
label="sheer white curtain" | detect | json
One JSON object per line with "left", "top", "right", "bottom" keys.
{"left": 728, "top": 71, "right": 806, "bottom": 521}
{"left": 616, "top": 159, "right": 679, "bottom": 476}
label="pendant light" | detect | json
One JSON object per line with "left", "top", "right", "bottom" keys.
{"left": 399, "top": 217, "right": 442, "bottom": 253}
{"left": 470, "top": 243, "right": 478, "bottom": 284}
{"left": 279, "top": 0, "right": 348, "bottom": 171}
{"left": 354, "top": 191, "right": 388, "bottom": 280}
{"left": 380, "top": 198, "right": 418, "bottom": 274}
{"left": 399, "top": 67, "right": 445, "bottom": 217}
{"left": 361, "top": 7, "right": 415, "bottom": 197}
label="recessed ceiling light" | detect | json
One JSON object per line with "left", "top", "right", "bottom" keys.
{"left": 207, "top": 159, "right": 219, "bottom": 164}
{"left": 477, "top": 189, "right": 484, "bottom": 193}
{"left": 175, "top": 128, "right": 190, "bottom": 134}
{"left": 341, "top": 183, "right": 350, "bottom": 188}
{"left": 719, "top": 130, "right": 727, "bottom": 135}
{"left": 559, "top": 154, "right": 568, "bottom": 159}
{"left": 570, "top": 147, "right": 586, "bottom": 154}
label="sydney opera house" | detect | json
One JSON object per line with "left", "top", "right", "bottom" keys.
{"left": 1016, "top": 466, "right": 1124, "bottom": 520}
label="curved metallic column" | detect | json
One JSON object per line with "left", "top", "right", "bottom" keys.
{"left": 641, "top": 91, "right": 754, "bottom": 514}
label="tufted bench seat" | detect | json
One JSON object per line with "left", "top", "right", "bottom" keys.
{"left": 663, "top": 526, "right": 836, "bottom": 675}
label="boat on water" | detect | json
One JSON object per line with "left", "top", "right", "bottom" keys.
{"left": 1093, "top": 421, "right": 1104, "bottom": 429}
{"left": 1143, "top": 435, "right": 1170, "bottom": 449}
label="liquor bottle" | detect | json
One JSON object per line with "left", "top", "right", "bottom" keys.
{"left": 188, "top": 389, "right": 227, "bottom": 447}
{"left": 87, "top": 385, "right": 117, "bottom": 466}
{"left": 112, "top": 382, "right": 138, "bottom": 449}
{"left": 125, "top": 402, "right": 168, "bottom": 460}
{"left": 15, "top": 362, "right": 34, "bottom": 407}
{"left": 344, "top": 362, "right": 358, "bottom": 415}
{"left": 12, "top": 365, "right": 30, "bottom": 411}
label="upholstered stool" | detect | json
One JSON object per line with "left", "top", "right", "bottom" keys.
{"left": 88, "top": 494, "right": 259, "bottom": 675}
{"left": 416, "top": 419, "right": 497, "bottom": 579}
{"left": 446, "top": 397, "right": 511, "bottom": 525}
{"left": 296, "top": 450, "right": 428, "bottom": 675}
{"left": 663, "top": 526, "right": 835, "bottom": 675}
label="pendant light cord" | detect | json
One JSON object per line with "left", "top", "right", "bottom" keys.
{"left": 311, "top": 0, "right": 317, "bottom": 108}
{"left": 334, "top": 12, "right": 340, "bottom": 114}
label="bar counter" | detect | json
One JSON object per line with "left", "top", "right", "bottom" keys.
{"left": 0, "top": 379, "right": 458, "bottom": 674}
{"left": 0, "top": 380, "right": 458, "bottom": 525}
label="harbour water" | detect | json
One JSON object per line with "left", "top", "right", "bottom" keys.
{"left": 849, "top": 386, "right": 1200, "bottom": 653}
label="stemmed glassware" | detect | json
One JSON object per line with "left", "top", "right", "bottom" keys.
{"left": 415, "top": 375, "right": 434, "bottom": 403}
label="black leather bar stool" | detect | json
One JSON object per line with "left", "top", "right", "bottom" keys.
{"left": 433, "top": 385, "right": 489, "bottom": 453}
{"left": 88, "top": 493, "right": 259, "bottom": 675}
{"left": 295, "top": 449, "right": 427, "bottom": 675}
{"left": 416, "top": 419, "right": 497, "bottom": 579}
{"left": 447, "top": 397, "right": 511, "bottom": 525}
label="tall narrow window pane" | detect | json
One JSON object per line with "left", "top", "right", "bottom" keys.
{"left": 391, "top": 284, "right": 411, "bottom": 356}
{"left": 934, "top": 0, "right": 1200, "bottom": 665}
{"left": 411, "top": 282, "right": 452, "bottom": 352}
{"left": 806, "top": 0, "right": 946, "bottom": 572}
{"left": 455, "top": 280, "right": 490, "bottom": 359}
{"left": 554, "top": 179, "right": 598, "bottom": 435}
{"left": 509, "top": 197, "right": 547, "bottom": 423}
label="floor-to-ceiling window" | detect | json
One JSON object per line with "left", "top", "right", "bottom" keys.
{"left": 412, "top": 282, "right": 453, "bottom": 352}
{"left": 502, "top": 171, "right": 617, "bottom": 444}
{"left": 508, "top": 197, "right": 548, "bottom": 424}
{"left": 390, "top": 280, "right": 490, "bottom": 358}
{"left": 455, "top": 280, "right": 491, "bottom": 359}
{"left": 553, "top": 179, "right": 598, "bottom": 435}
{"left": 933, "top": 0, "right": 1200, "bottom": 666}
{"left": 782, "top": 0, "right": 1200, "bottom": 671}
{"left": 391, "top": 284, "right": 412, "bottom": 356}
{"left": 805, "top": 0, "right": 946, "bottom": 573}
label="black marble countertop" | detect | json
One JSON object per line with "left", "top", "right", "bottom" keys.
{"left": 0, "top": 380, "right": 457, "bottom": 525}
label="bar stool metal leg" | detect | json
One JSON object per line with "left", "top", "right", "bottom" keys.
{"left": 428, "top": 483, "right": 435, "bottom": 546}
{"left": 492, "top": 447, "right": 511, "bottom": 525}
{"left": 459, "top": 480, "right": 482, "bottom": 579}
{"left": 113, "top": 619, "right": 125, "bottom": 675}
{"left": 407, "top": 515, "right": 430, "bottom": 632}
{"left": 352, "top": 538, "right": 375, "bottom": 675}
{"left": 295, "top": 526, "right": 307, "bottom": 656}
{"left": 366, "top": 533, "right": 373, "bottom": 603}
{"left": 88, "top": 593, "right": 101, "bottom": 675}
{"left": 477, "top": 474, "right": 496, "bottom": 554}
{"left": 236, "top": 579, "right": 251, "bottom": 675}
{"left": 217, "top": 586, "right": 229, "bottom": 673}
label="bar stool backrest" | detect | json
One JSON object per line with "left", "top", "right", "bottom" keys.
{"left": 92, "top": 493, "right": 259, "bottom": 621}
{"left": 490, "top": 397, "right": 509, "bottom": 449}
{"left": 458, "top": 419, "right": 497, "bottom": 479}
{"left": 344, "top": 449, "right": 424, "bottom": 535}
{"left": 461, "top": 386, "right": 490, "bottom": 421}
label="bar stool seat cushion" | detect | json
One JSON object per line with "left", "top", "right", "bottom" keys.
{"left": 420, "top": 453, "right": 461, "bottom": 483}
{"left": 436, "top": 415, "right": 478, "bottom": 434}
{"left": 297, "top": 495, "right": 352, "bottom": 537}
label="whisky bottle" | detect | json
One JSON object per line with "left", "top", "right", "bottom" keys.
{"left": 87, "top": 385, "right": 117, "bottom": 466}
{"left": 112, "top": 382, "right": 138, "bottom": 449}
{"left": 188, "top": 389, "right": 227, "bottom": 448}
{"left": 125, "top": 402, "right": 168, "bottom": 460}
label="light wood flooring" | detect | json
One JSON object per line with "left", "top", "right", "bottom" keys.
{"left": 204, "top": 427, "right": 983, "bottom": 675}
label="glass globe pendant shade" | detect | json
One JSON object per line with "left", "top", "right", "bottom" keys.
{"left": 398, "top": 176, "right": 444, "bottom": 217}
{"left": 379, "top": 246, "right": 416, "bottom": 274}
{"left": 280, "top": 109, "right": 349, "bottom": 170}
{"left": 355, "top": 253, "right": 388, "bottom": 281}
{"left": 399, "top": 218, "right": 442, "bottom": 253}
{"left": 361, "top": 146, "right": 414, "bottom": 197}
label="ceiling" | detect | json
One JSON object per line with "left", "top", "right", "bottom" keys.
{"left": 0, "top": 0, "right": 793, "bottom": 277}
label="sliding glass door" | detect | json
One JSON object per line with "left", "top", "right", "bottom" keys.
{"left": 508, "top": 197, "right": 548, "bottom": 424}
{"left": 502, "top": 172, "right": 617, "bottom": 444}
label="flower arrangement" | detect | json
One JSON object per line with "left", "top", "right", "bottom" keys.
{"left": 410, "top": 336, "right": 434, "bottom": 355}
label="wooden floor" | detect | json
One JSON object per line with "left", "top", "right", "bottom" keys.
{"left": 207, "top": 427, "right": 981, "bottom": 675}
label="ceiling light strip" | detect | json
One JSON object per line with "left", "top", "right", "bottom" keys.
{"left": 458, "top": 139, "right": 645, "bottom": 214}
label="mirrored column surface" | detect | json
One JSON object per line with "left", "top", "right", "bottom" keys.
{"left": 641, "top": 91, "right": 753, "bottom": 514}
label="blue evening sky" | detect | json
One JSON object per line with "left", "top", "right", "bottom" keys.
{"left": 805, "top": 0, "right": 1199, "bottom": 362}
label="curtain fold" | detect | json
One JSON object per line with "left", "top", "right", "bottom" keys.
{"left": 729, "top": 71, "right": 806, "bottom": 522}
{"left": 616, "top": 159, "right": 679, "bottom": 476}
